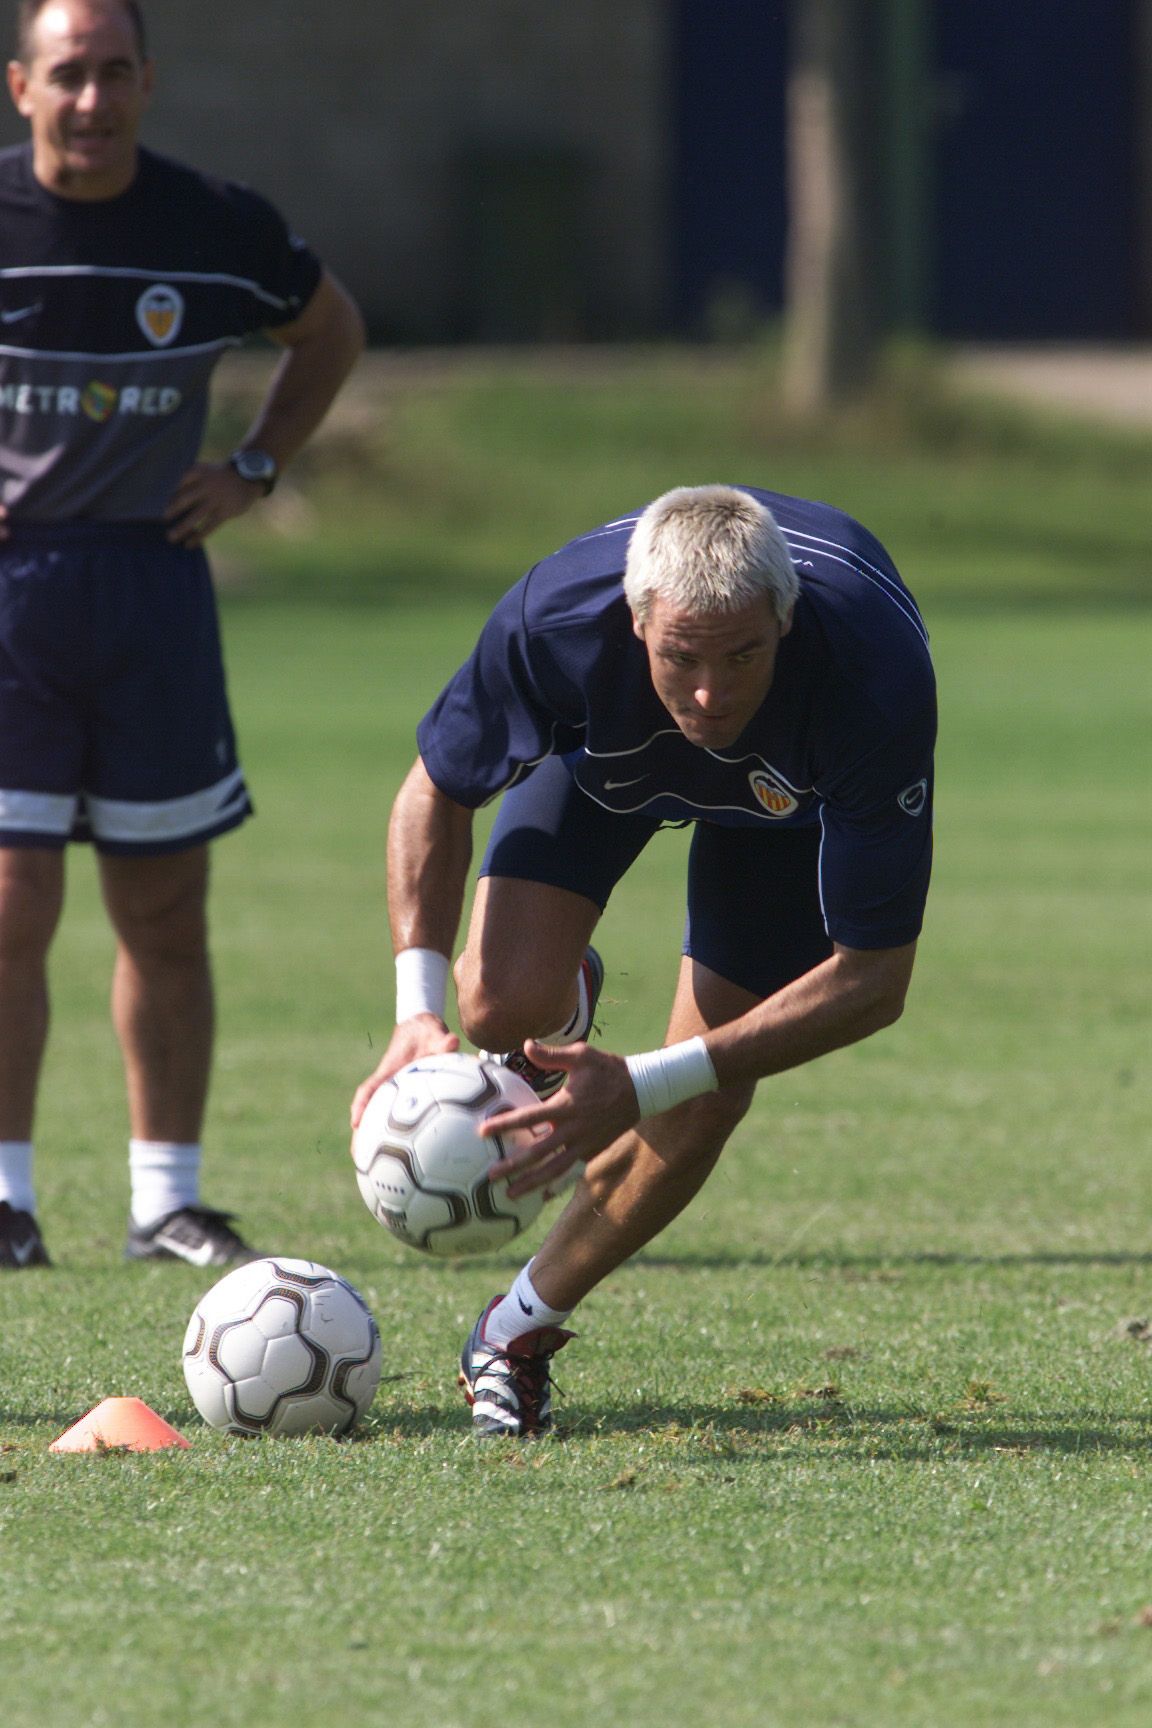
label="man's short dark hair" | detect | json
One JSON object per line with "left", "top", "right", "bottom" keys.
{"left": 15, "top": 0, "right": 148, "bottom": 63}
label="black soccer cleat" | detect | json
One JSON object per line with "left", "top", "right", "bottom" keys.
{"left": 458, "top": 1295, "right": 575, "bottom": 1438}
{"left": 125, "top": 1205, "right": 258, "bottom": 1268}
{"left": 0, "top": 1201, "right": 51, "bottom": 1269}
{"left": 490, "top": 946, "right": 605, "bottom": 1100}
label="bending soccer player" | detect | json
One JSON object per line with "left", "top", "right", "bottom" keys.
{"left": 352, "top": 485, "right": 936, "bottom": 1436}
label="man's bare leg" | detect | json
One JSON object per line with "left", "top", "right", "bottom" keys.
{"left": 99, "top": 847, "right": 213, "bottom": 1144}
{"left": 454, "top": 875, "right": 601, "bottom": 1056}
{"left": 100, "top": 845, "right": 256, "bottom": 1262}
{"left": 528, "top": 956, "right": 760, "bottom": 1313}
{"left": 458, "top": 956, "right": 760, "bottom": 1434}
{"left": 0, "top": 847, "right": 65, "bottom": 1142}
{"left": 0, "top": 848, "right": 64, "bottom": 1254}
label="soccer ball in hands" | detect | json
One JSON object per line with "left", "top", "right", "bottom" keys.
{"left": 352, "top": 1052, "right": 545, "bottom": 1257}
{"left": 183, "top": 1257, "right": 382, "bottom": 1437}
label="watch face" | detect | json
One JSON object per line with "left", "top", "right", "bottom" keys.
{"left": 232, "top": 450, "right": 276, "bottom": 488}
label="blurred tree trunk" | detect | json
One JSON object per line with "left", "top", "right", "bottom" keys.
{"left": 782, "top": 0, "right": 882, "bottom": 413}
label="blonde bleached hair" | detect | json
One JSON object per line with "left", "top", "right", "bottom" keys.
{"left": 623, "top": 485, "right": 798, "bottom": 625}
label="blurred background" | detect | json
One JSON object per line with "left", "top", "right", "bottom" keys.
{"left": 4, "top": 0, "right": 1150, "bottom": 372}
{"left": 5, "top": 15, "right": 1152, "bottom": 1722}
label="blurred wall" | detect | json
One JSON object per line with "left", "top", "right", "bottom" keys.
{"left": 931, "top": 0, "right": 1141, "bottom": 340}
{"left": 4, "top": 1, "right": 1152, "bottom": 343}
{"left": 0, "top": 1, "right": 669, "bottom": 341}
{"left": 1140, "top": 0, "right": 1152, "bottom": 329}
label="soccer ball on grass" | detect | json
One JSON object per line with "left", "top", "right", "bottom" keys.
{"left": 183, "top": 1256, "right": 382, "bottom": 1437}
{"left": 351, "top": 1052, "right": 546, "bottom": 1257}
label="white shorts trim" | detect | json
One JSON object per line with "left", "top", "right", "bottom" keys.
{"left": 0, "top": 767, "right": 249, "bottom": 846}
{"left": 86, "top": 767, "right": 249, "bottom": 844}
{"left": 0, "top": 788, "right": 77, "bottom": 836}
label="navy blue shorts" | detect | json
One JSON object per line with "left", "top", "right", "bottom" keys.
{"left": 0, "top": 523, "right": 252, "bottom": 854}
{"left": 480, "top": 755, "right": 833, "bottom": 999}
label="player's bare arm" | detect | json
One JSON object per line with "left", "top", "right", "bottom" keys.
{"left": 349, "top": 758, "right": 475, "bottom": 1126}
{"left": 165, "top": 269, "right": 365, "bottom": 548}
{"left": 706, "top": 940, "right": 916, "bottom": 1083}
{"left": 483, "top": 940, "right": 917, "bottom": 1194}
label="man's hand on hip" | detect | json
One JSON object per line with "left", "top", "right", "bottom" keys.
{"left": 164, "top": 461, "right": 266, "bottom": 549}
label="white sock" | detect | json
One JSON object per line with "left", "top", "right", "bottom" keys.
{"left": 484, "top": 1261, "right": 573, "bottom": 1347}
{"left": 129, "top": 1140, "right": 201, "bottom": 1229}
{"left": 540, "top": 960, "right": 592, "bottom": 1046}
{"left": 0, "top": 1141, "right": 35, "bottom": 1214}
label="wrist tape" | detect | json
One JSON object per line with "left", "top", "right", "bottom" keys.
{"left": 394, "top": 948, "right": 450, "bottom": 1023}
{"left": 625, "top": 1036, "right": 718, "bottom": 1119}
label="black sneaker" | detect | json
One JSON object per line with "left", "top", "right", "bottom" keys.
{"left": 0, "top": 1201, "right": 50, "bottom": 1268}
{"left": 458, "top": 1295, "right": 575, "bottom": 1438}
{"left": 487, "top": 947, "right": 605, "bottom": 1100}
{"left": 125, "top": 1205, "right": 258, "bottom": 1268}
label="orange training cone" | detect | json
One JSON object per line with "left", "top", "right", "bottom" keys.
{"left": 50, "top": 1396, "right": 190, "bottom": 1453}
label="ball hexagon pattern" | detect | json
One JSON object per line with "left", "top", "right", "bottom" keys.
{"left": 351, "top": 1052, "right": 546, "bottom": 1256}
{"left": 183, "top": 1257, "right": 382, "bottom": 1437}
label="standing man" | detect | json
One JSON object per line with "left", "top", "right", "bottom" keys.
{"left": 353, "top": 484, "right": 936, "bottom": 1436}
{"left": 0, "top": 0, "right": 365, "bottom": 1268}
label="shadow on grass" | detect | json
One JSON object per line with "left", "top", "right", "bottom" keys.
{"left": 630, "top": 1249, "right": 1152, "bottom": 1272}
{"left": 0, "top": 1404, "right": 196, "bottom": 1442}
{"left": 557, "top": 1401, "right": 1152, "bottom": 1459}
{"left": 351, "top": 1397, "right": 1152, "bottom": 1459}
{"left": 9, "top": 1397, "right": 1150, "bottom": 1460}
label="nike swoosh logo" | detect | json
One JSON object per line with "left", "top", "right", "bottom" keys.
{"left": 154, "top": 1229, "right": 216, "bottom": 1266}
{"left": 518, "top": 1296, "right": 534, "bottom": 1316}
{"left": 1, "top": 304, "right": 41, "bottom": 324}
{"left": 10, "top": 1235, "right": 38, "bottom": 1265}
{"left": 603, "top": 775, "right": 647, "bottom": 791}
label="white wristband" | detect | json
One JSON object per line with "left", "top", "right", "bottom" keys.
{"left": 626, "top": 1036, "right": 718, "bottom": 1119}
{"left": 394, "top": 948, "right": 450, "bottom": 1023}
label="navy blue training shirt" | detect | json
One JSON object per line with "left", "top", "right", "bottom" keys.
{"left": 418, "top": 488, "right": 937, "bottom": 950}
{"left": 0, "top": 144, "right": 322, "bottom": 520}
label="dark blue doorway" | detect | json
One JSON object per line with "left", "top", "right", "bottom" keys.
{"left": 931, "top": 0, "right": 1140, "bottom": 339}
{"left": 669, "top": 0, "right": 789, "bottom": 334}
{"left": 670, "top": 0, "right": 1142, "bottom": 342}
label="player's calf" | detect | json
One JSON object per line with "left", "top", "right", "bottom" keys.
{"left": 477, "top": 947, "right": 604, "bottom": 1100}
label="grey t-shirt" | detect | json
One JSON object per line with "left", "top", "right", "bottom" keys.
{"left": 0, "top": 144, "right": 322, "bottom": 520}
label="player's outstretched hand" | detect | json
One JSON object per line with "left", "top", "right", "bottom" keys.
{"left": 481, "top": 1040, "right": 641, "bottom": 1197}
{"left": 350, "top": 1016, "right": 460, "bottom": 1129}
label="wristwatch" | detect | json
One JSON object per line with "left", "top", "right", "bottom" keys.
{"left": 229, "top": 448, "right": 278, "bottom": 495}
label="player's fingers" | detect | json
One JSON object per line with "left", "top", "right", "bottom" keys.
{"left": 478, "top": 1097, "right": 561, "bottom": 1139}
{"left": 162, "top": 482, "right": 206, "bottom": 520}
{"left": 166, "top": 524, "right": 208, "bottom": 549}
{"left": 351, "top": 1064, "right": 406, "bottom": 1128}
{"left": 502, "top": 1147, "right": 577, "bottom": 1199}
{"left": 163, "top": 490, "right": 211, "bottom": 536}
{"left": 351, "top": 1027, "right": 461, "bottom": 1128}
{"left": 522, "top": 1037, "right": 574, "bottom": 1070}
{"left": 349, "top": 1081, "right": 375, "bottom": 1128}
{"left": 484, "top": 1114, "right": 564, "bottom": 1176}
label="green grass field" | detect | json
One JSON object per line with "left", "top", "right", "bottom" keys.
{"left": 2, "top": 353, "right": 1151, "bottom": 1727}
